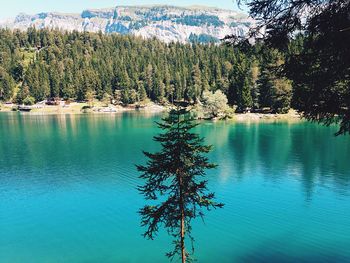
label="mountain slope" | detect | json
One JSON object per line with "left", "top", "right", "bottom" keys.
{"left": 0, "top": 5, "right": 254, "bottom": 43}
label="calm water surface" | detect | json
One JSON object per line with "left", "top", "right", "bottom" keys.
{"left": 0, "top": 112, "right": 350, "bottom": 263}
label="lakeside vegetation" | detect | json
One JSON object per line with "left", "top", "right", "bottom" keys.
{"left": 234, "top": 0, "right": 349, "bottom": 135}
{"left": 1, "top": 28, "right": 295, "bottom": 117}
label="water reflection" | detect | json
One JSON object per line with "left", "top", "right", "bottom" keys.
{"left": 0, "top": 112, "right": 161, "bottom": 196}
{"left": 1, "top": 113, "right": 350, "bottom": 263}
{"left": 202, "top": 120, "right": 350, "bottom": 200}
{"left": 0, "top": 113, "right": 350, "bottom": 201}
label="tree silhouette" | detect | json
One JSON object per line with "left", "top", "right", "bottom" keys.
{"left": 137, "top": 106, "right": 223, "bottom": 262}
{"left": 234, "top": 0, "right": 350, "bottom": 135}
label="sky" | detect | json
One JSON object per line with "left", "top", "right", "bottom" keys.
{"left": 0, "top": 0, "right": 247, "bottom": 20}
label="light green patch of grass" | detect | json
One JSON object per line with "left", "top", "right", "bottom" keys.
{"left": 19, "top": 48, "right": 36, "bottom": 68}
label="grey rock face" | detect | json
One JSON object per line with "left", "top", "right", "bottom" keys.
{"left": 0, "top": 5, "right": 254, "bottom": 43}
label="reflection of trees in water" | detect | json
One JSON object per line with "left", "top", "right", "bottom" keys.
{"left": 289, "top": 123, "right": 350, "bottom": 199}
{"left": 228, "top": 123, "right": 263, "bottom": 181}
{"left": 172, "top": 119, "right": 350, "bottom": 199}
{"left": 196, "top": 121, "right": 233, "bottom": 182}
{"left": 1, "top": 115, "right": 349, "bottom": 199}
{"left": 0, "top": 113, "right": 161, "bottom": 193}
{"left": 221, "top": 121, "right": 350, "bottom": 199}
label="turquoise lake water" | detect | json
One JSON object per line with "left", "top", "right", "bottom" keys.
{"left": 0, "top": 112, "right": 350, "bottom": 263}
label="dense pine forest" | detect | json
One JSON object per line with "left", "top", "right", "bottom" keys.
{"left": 0, "top": 28, "right": 294, "bottom": 113}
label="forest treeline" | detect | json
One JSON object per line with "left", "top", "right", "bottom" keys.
{"left": 0, "top": 28, "right": 294, "bottom": 113}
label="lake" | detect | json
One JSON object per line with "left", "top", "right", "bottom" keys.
{"left": 0, "top": 112, "right": 350, "bottom": 263}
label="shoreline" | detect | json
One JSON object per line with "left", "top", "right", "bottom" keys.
{"left": 0, "top": 102, "right": 302, "bottom": 121}
{"left": 0, "top": 102, "right": 166, "bottom": 115}
{"left": 232, "top": 110, "right": 301, "bottom": 122}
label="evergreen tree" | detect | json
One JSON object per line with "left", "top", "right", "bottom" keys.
{"left": 164, "top": 65, "right": 172, "bottom": 99}
{"left": 271, "top": 77, "right": 292, "bottom": 113}
{"left": 174, "top": 72, "right": 183, "bottom": 100}
{"left": 237, "top": 76, "right": 253, "bottom": 110}
{"left": 119, "top": 68, "right": 131, "bottom": 90}
{"left": 137, "top": 106, "right": 223, "bottom": 263}
{"left": 258, "top": 68, "right": 274, "bottom": 109}
{"left": 257, "top": 50, "right": 292, "bottom": 113}
{"left": 85, "top": 90, "right": 95, "bottom": 107}
{"left": 218, "top": 61, "right": 232, "bottom": 94}
{"left": 10, "top": 61, "right": 24, "bottom": 82}
{"left": 136, "top": 80, "right": 147, "bottom": 101}
{"left": 153, "top": 67, "right": 165, "bottom": 102}
{"left": 16, "top": 83, "right": 30, "bottom": 104}
{"left": 229, "top": 56, "right": 253, "bottom": 110}
{"left": 145, "top": 64, "right": 154, "bottom": 99}
{"left": 61, "top": 70, "right": 76, "bottom": 100}
{"left": 113, "top": 89, "right": 122, "bottom": 105}
{"left": 49, "top": 65, "right": 60, "bottom": 98}
{"left": 190, "top": 64, "right": 202, "bottom": 101}
{"left": 121, "top": 88, "right": 138, "bottom": 104}
{"left": 0, "top": 67, "right": 15, "bottom": 101}
{"left": 201, "top": 75, "right": 210, "bottom": 92}
{"left": 237, "top": 0, "right": 350, "bottom": 134}
{"left": 250, "top": 60, "right": 260, "bottom": 109}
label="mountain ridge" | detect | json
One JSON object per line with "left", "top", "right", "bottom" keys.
{"left": 0, "top": 5, "right": 254, "bottom": 43}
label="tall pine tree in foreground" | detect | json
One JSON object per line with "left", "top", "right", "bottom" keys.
{"left": 137, "top": 106, "right": 223, "bottom": 263}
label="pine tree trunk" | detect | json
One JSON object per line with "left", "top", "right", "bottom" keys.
{"left": 179, "top": 175, "right": 186, "bottom": 263}
{"left": 177, "top": 111, "right": 186, "bottom": 263}
{"left": 180, "top": 207, "right": 186, "bottom": 263}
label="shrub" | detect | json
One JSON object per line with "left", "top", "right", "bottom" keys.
{"left": 23, "top": 96, "right": 35, "bottom": 106}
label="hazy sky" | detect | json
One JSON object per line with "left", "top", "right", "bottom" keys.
{"left": 0, "top": 0, "right": 248, "bottom": 19}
